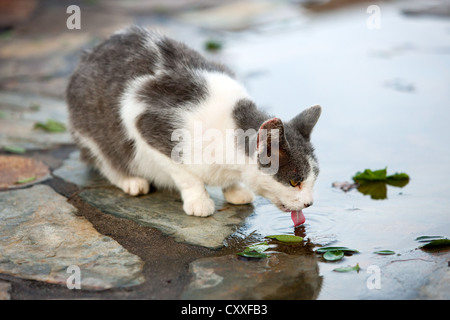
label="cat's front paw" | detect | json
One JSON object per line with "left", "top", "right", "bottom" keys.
{"left": 121, "top": 177, "right": 150, "bottom": 196}
{"left": 183, "top": 197, "right": 215, "bottom": 217}
{"left": 223, "top": 185, "right": 255, "bottom": 205}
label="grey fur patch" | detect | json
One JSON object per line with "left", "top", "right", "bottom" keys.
{"left": 67, "top": 26, "right": 233, "bottom": 174}
{"left": 232, "top": 100, "right": 320, "bottom": 185}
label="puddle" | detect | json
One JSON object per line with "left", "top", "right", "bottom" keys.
{"left": 222, "top": 1, "right": 450, "bottom": 299}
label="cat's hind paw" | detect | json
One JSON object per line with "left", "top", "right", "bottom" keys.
{"left": 223, "top": 185, "right": 255, "bottom": 205}
{"left": 121, "top": 177, "right": 150, "bottom": 196}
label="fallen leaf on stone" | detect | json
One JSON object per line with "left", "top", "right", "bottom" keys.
{"left": 0, "top": 155, "right": 50, "bottom": 190}
{"left": 34, "top": 119, "right": 66, "bottom": 133}
{"left": 15, "top": 176, "right": 36, "bottom": 184}
{"left": 204, "top": 39, "right": 223, "bottom": 52}
{"left": 3, "top": 145, "right": 26, "bottom": 154}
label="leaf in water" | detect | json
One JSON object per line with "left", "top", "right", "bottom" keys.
{"left": 316, "top": 246, "right": 359, "bottom": 253}
{"left": 323, "top": 250, "right": 344, "bottom": 261}
{"left": 415, "top": 235, "right": 446, "bottom": 242}
{"left": 419, "top": 239, "right": 450, "bottom": 250}
{"left": 374, "top": 250, "right": 395, "bottom": 255}
{"left": 353, "top": 168, "right": 387, "bottom": 181}
{"left": 34, "top": 119, "right": 66, "bottom": 133}
{"left": 245, "top": 242, "right": 269, "bottom": 253}
{"left": 333, "top": 263, "right": 360, "bottom": 273}
{"left": 357, "top": 181, "right": 387, "bottom": 200}
{"left": 237, "top": 251, "right": 268, "bottom": 259}
{"left": 386, "top": 172, "right": 410, "bottom": 180}
{"left": 3, "top": 145, "right": 26, "bottom": 154}
{"left": 15, "top": 176, "right": 36, "bottom": 184}
{"left": 265, "top": 235, "right": 303, "bottom": 243}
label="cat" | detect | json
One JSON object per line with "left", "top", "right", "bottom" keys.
{"left": 66, "top": 26, "right": 321, "bottom": 220}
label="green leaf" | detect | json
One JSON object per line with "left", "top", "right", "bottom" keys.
{"left": 3, "top": 145, "right": 26, "bottom": 154}
{"left": 265, "top": 235, "right": 303, "bottom": 243}
{"left": 237, "top": 251, "right": 268, "bottom": 259}
{"left": 415, "top": 235, "right": 446, "bottom": 242}
{"left": 374, "top": 250, "right": 395, "bottom": 255}
{"left": 15, "top": 176, "right": 36, "bottom": 184}
{"left": 386, "top": 172, "right": 410, "bottom": 180}
{"left": 353, "top": 168, "right": 387, "bottom": 181}
{"left": 323, "top": 250, "right": 344, "bottom": 261}
{"left": 245, "top": 242, "right": 269, "bottom": 253}
{"left": 204, "top": 40, "right": 223, "bottom": 52}
{"left": 34, "top": 119, "right": 66, "bottom": 133}
{"left": 419, "top": 239, "right": 450, "bottom": 250}
{"left": 333, "top": 263, "right": 360, "bottom": 273}
{"left": 316, "top": 246, "right": 359, "bottom": 254}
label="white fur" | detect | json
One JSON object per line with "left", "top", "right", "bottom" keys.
{"left": 103, "top": 70, "right": 317, "bottom": 216}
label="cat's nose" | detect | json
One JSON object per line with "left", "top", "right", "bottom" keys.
{"left": 304, "top": 202, "right": 313, "bottom": 208}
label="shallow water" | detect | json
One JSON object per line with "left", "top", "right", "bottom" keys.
{"left": 222, "top": 2, "right": 450, "bottom": 299}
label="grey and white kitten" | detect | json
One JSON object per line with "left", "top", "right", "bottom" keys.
{"left": 67, "top": 26, "right": 321, "bottom": 220}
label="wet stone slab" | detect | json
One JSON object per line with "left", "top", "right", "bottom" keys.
{"left": 56, "top": 151, "right": 255, "bottom": 249}
{"left": 53, "top": 151, "right": 110, "bottom": 188}
{"left": 0, "top": 91, "right": 72, "bottom": 150}
{"left": 0, "top": 185, "right": 145, "bottom": 290}
{"left": 182, "top": 253, "right": 322, "bottom": 299}
{"left": 79, "top": 188, "right": 255, "bottom": 249}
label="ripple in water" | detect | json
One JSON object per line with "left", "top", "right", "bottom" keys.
{"left": 238, "top": 199, "right": 338, "bottom": 246}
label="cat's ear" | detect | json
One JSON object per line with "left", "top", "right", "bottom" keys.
{"left": 289, "top": 105, "right": 321, "bottom": 141}
{"left": 257, "top": 118, "right": 290, "bottom": 167}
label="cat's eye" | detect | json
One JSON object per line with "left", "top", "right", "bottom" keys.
{"left": 290, "top": 180, "right": 300, "bottom": 188}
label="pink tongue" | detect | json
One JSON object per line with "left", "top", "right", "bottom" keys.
{"left": 291, "top": 210, "right": 305, "bottom": 227}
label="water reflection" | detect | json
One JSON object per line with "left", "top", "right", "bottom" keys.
{"left": 355, "top": 178, "right": 410, "bottom": 200}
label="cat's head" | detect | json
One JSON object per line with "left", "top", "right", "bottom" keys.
{"left": 252, "top": 105, "right": 321, "bottom": 214}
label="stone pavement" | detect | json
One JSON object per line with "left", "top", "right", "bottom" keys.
{"left": 1, "top": 0, "right": 449, "bottom": 300}
{"left": 0, "top": 0, "right": 332, "bottom": 300}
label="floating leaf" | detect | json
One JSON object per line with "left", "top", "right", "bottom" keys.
{"left": 333, "top": 263, "right": 360, "bottom": 273}
{"left": 15, "top": 176, "right": 36, "bottom": 184}
{"left": 3, "top": 145, "right": 26, "bottom": 154}
{"left": 265, "top": 235, "right": 303, "bottom": 243}
{"left": 374, "top": 250, "right": 395, "bottom": 255}
{"left": 245, "top": 242, "right": 269, "bottom": 253}
{"left": 323, "top": 250, "right": 344, "bottom": 261}
{"left": 237, "top": 251, "right": 268, "bottom": 259}
{"left": 316, "top": 246, "right": 359, "bottom": 254}
{"left": 353, "top": 168, "right": 387, "bottom": 181}
{"left": 34, "top": 119, "right": 66, "bottom": 133}
{"left": 353, "top": 168, "right": 409, "bottom": 184}
{"left": 419, "top": 239, "right": 450, "bottom": 250}
{"left": 386, "top": 172, "right": 410, "bottom": 180}
{"left": 415, "top": 235, "right": 446, "bottom": 242}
